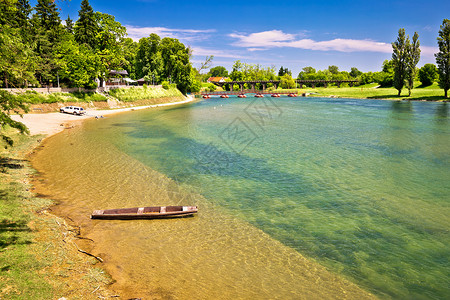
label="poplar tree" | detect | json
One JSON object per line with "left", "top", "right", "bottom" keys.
{"left": 435, "top": 19, "right": 450, "bottom": 98}
{"left": 392, "top": 28, "right": 408, "bottom": 96}
{"left": 406, "top": 32, "right": 420, "bottom": 97}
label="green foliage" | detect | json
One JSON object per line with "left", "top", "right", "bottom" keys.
{"left": 349, "top": 67, "right": 362, "bottom": 78}
{"left": 74, "top": 0, "right": 99, "bottom": 49}
{"left": 435, "top": 19, "right": 450, "bottom": 98}
{"left": 161, "top": 81, "right": 170, "bottom": 90}
{"left": 280, "top": 74, "right": 295, "bottom": 89}
{"left": 208, "top": 66, "right": 229, "bottom": 78}
{"left": 418, "top": 64, "right": 438, "bottom": 86}
{"left": 159, "top": 37, "right": 193, "bottom": 94}
{"left": 0, "top": 91, "right": 29, "bottom": 146}
{"left": 57, "top": 40, "right": 100, "bottom": 88}
{"left": 406, "top": 32, "right": 421, "bottom": 96}
{"left": 278, "top": 66, "right": 291, "bottom": 77}
{"left": 328, "top": 65, "right": 339, "bottom": 74}
{"left": 392, "top": 28, "right": 408, "bottom": 96}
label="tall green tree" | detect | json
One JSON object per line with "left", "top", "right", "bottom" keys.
{"left": 65, "top": 15, "right": 74, "bottom": 35}
{"left": 32, "top": 0, "right": 64, "bottom": 85}
{"left": 435, "top": 19, "right": 450, "bottom": 98}
{"left": 392, "top": 28, "right": 408, "bottom": 96}
{"left": 94, "top": 12, "right": 127, "bottom": 85}
{"left": 135, "top": 33, "right": 163, "bottom": 81}
{"left": 0, "top": 0, "right": 34, "bottom": 146}
{"left": 405, "top": 32, "right": 420, "bottom": 96}
{"left": 159, "top": 37, "right": 193, "bottom": 94}
{"left": 74, "top": 0, "right": 98, "bottom": 49}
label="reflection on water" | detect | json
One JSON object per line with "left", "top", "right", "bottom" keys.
{"left": 32, "top": 97, "right": 449, "bottom": 299}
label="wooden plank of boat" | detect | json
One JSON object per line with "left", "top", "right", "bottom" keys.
{"left": 91, "top": 205, "right": 198, "bottom": 220}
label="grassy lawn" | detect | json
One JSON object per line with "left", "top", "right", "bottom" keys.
{"left": 300, "top": 83, "right": 448, "bottom": 101}
{"left": 16, "top": 91, "right": 107, "bottom": 104}
{"left": 108, "top": 85, "right": 184, "bottom": 102}
{"left": 0, "top": 129, "right": 113, "bottom": 299}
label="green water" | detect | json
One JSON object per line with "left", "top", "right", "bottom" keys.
{"left": 42, "top": 97, "right": 449, "bottom": 298}
{"left": 96, "top": 97, "right": 449, "bottom": 299}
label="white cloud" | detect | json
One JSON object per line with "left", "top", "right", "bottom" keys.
{"left": 125, "top": 25, "right": 215, "bottom": 42}
{"left": 230, "top": 30, "right": 393, "bottom": 53}
{"left": 190, "top": 46, "right": 248, "bottom": 59}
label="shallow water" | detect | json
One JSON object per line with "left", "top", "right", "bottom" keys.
{"left": 32, "top": 97, "right": 449, "bottom": 299}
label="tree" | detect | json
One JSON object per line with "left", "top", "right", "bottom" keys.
{"left": 405, "top": 32, "right": 420, "bottom": 96}
{"left": 197, "top": 55, "right": 214, "bottom": 74}
{"left": 392, "top": 28, "right": 409, "bottom": 96}
{"left": 74, "top": 0, "right": 99, "bottom": 49}
{"left": 0, "top": 0, "right": 34, "bottom": 146}
{"left": 280, "top": 73, "right": 295, "bottom": 89}
{"left": 418, "top": 64, "right": 438, "bottom": 86}
{"left": 159, "top": 37, "right": 193, "bottom": 94}
{"left": 328, "top": 65, "right": 339, "bottom": 74}
{"left": 57, "top": 39, "right": 99, "bottom": 88}
{"left": 208, "top": 66, "right": 228, "bottom": 78}
{"left": 93, "top": 12, "right": 127, "bottom": 85}
{"left": 65, "top": 15, "right": 74, "bottom": 35}
{"left": 278, "top": 66, "right": 291, "bottom": 77}
{"left": 31, "top": 0, "right": 64, "bottom": 85}
{"left": 435, "top": 19, "right": 450, "bottom": 98}
{"left": 135, "top": 33, "right": 162, "bottom": 81}
{"left": 349, "top": 67, "right": 362, "bottom": 78}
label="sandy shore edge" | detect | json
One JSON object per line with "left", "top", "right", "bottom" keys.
{"left": 11, "top": 95, "right": 195, "bottom": 137}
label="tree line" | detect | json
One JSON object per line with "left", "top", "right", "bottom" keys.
{"left": 0, "top": 0, "right": 196, "bottom": 94}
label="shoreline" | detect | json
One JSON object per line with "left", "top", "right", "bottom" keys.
{"left": 11, "top": 95, "right": 195, "bottom": 137}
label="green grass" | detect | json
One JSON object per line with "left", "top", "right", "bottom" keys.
{"left": 298, "top": 83, "right": 448, "bottom": 101}
{"left": 108, "top": 86, "right": 183, "bottom": 102}
{"left": 0, "top": 129, "right": 54, "bottom": 299}
{"left": 16, "top": 91, "right": 107, "bottom": 104}
{"left": 0, "top": 129, "right": 113, "bottom": 299}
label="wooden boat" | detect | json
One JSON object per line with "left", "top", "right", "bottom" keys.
{"left": 91, "top": 205, "right": 198, "bottom": 220}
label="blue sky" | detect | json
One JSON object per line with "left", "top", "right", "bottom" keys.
{"left": 46, "top": 0, "right": 449, "bottom": 75}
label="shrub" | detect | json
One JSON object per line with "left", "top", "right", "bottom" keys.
{"left": 161, "top": 81, "right": 170, "bottom": 90}
{"left": 418, "top": 64, "right": 438, "bottom": 87}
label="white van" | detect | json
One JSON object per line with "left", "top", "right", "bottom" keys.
{"left": 60, "top": 106, "right": 86, "bottom": 115}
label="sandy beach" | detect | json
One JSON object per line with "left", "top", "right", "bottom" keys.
{"left": 11, "top": 95, "right": 194, "bottom": 137}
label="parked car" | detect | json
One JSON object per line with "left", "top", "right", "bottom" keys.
{"left": 60, "top": 106, "right": 86, "bottom": 115}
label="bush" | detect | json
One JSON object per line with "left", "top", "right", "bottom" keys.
{"left": 161, "top": 81, "right": 170, "bottom": 90}
{"left": 418, "top": 64, "right": 438, "bottom": 87}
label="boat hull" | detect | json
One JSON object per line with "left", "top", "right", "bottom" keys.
{"left": 91, "top": 206, "right": 198, "bottom": 220}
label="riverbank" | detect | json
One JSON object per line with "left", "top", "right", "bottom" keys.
{"left": 12, "top": 95, "right": 194, "bottom": 136}
{"left": 1, "top": 95, "right": 194, "bottom": 299}
{"left": 301, "top": 84, "right": 449, "bottom": 101}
